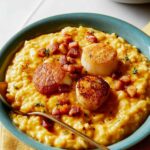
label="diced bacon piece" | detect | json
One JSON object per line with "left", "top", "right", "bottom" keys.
{"left": 62, "top": 64, "right": 74, "bottom": 72}
{"left": 52, "top": 107, "right": 61, "bottom": 115}
{"left": 86, "top": 35, "right": 98, "bottom": 43}
{"left": 63, "top": 35, "right": 73, "bottom": 44}
{"left": 62, "top": 64, "right": 82, "bottom": 74}
{"left": 59, "top": 55, "right": 76, "bottom": 66}
{"left": 86, "top": 31, "right": 94, "bottom": 35}
{"left": 60, "top": 104, "right": 70, "bottom": 114}
{"left": 68, "top": 41, "right": 79, "bottom": 49}
{"left": 120, "top": 75, "right": 131, "bottom": 84}
{"left": 58, "top": 85, "right": 71, "bottom": 93}
{"left": 67, "top": 48, "right": 79, "bottom": 58}
{"left": 67, "top": 57, "right": 76, "bottom": 64}
{"left": 111, "top": 71, "right": 122, "bottom": 79}
{"left": 69, "top": 73, "right": 80, "bottom": 80}
{"left": 126, "top": 86, "right": 137, "bottom": 97}
{"left": 72, "top": 65, "right": 83, "bottom": 74}
{"left": 38, "top": 48, "right": 46, "bottom": 57}
{"left": 49, "top": 42, "right": 59, "bottom": 54}
{"left": 58, "top": 99, "right": 70, "bottom": 105}
{"left": 52, "top": 105, "right": 70, "bottom": 116}
{"left": 42, "top": 119, "right": 53, "bottom": 131}
{"left": 114, "top": 80, "right": 124, "bottom": 90}
{"left": 59, "top": 43, "right": 68, "bottom": 54}
{"left": 59, "top": 55, "right": 68, "bottom": 65}
{"left": 67, "top": 42, "right": 79, "bottom": 58}
{"left": 69, "top": 106, "right": 81, "bottom": 116}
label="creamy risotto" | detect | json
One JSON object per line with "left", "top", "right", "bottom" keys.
{"left": 5, "top": 26, "right": 150, "bottom": 149}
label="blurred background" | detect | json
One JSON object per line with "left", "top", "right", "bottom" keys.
{"left": 0, "top": 0, "right": 150, "bottom": 47}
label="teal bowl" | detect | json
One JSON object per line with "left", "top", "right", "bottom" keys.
{"left": 0, "top": 13, "right": 150, "bottom": 150}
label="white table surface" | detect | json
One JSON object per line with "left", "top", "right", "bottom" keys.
{"left": 0, "top": 0, "right": 150, "bottom": 47}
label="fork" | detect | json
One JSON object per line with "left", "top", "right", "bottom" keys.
{"left": 0, "top": 82, "right": 109, "bottom": 150}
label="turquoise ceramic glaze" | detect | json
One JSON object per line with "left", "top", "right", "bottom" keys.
{"left": 0, "top": 13, "right": 150, "bottom": 150}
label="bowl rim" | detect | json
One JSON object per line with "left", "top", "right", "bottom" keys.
{"left": 0, "top": 13, "right": 150, "bottom": 150}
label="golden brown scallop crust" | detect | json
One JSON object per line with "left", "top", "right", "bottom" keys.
{"left": 84, "top": 43, "right": 117, "bottom": 64}
{"left": 76, "top": 75, "right": 110, "bottom": 111}
{"left": 81, "top": 43, "right": 118, "bottom": 76}
{"left": 33, "top": 62, "right": 68, "bottom": 95}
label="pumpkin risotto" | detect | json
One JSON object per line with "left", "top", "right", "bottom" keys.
{"left": 5, "top": 26, "right": 150, "bottom": 149}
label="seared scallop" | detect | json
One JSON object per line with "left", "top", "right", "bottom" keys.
{"left": 76, "top": 75, "right": 110, "bottom": 111}
{"left": 81, "top": 43, "right": 118, "bottom": 76}
{"left": 33, "top": 62, "right": 72, "bottom": 95}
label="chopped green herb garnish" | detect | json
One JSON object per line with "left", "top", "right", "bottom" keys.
{"left": 83, "top": 127, "right": 86, "bottom": 130}
{"left": 14, "top": 85, "right": 19, "bottom": 90}
{"left": 124, "top": 55, "right": 130, "bottom": 61}
{"left": 35, "top": 103, "right": 45, "bottom": 107}
{"left": 132, "top": 68, "right": 138, "bottom": 74}
{"left": 56, "top": 103, "right": 60, "bottom": 107}
{"left": 89, "top": 54, "right": 92, "bottom": 58}
{"left": 87, "top": 30, "right": 94, "bottom": 34}
{"left": 44, "top": 49, "right": 50, "bottom": 57}
{"left": 63, "top": 130, "right": 69, "bottom": 135}
{"left": 83, "top": 70, "right": 88, "bottom": 75}
{"left": 84, "top": 113, "right": 89, "bottom": 117}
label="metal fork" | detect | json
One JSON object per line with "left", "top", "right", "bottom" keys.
{"left": 0, "top": 82, "right": 109, "bottom": 150}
